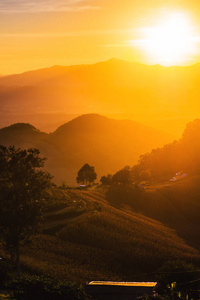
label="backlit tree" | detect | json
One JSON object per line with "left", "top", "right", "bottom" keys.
{"left": 76, "top": 163, "right": 97, "bottom": 185}
{"left": 0, "top": 146, "right": 52, "bottom": 276}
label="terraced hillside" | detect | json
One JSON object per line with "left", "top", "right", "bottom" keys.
{"left": 14, "top": 187, "right": 200, "bottom": 284}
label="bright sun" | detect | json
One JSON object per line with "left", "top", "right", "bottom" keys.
{"left": 131, "top": 13, "right": 198, "bottom": 66}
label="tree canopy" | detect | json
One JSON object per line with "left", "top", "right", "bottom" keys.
{"left": 0, "top": 146, "right": 52, "bottom": 274}
{"left": 100, "top": 174, "right": 112, "bottom": 185}
{"left": 76, "top": 163, "right": 97, "bottom": 185}
{"left": 112, "top": 166, "right": 132, "bottom": 185}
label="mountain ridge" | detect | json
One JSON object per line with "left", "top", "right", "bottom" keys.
{"left": 0, "top": 114, "right": 174, "bottom": 184}
{"left": 1, "top": 58, "right": 200, "bottom": 136}
{"left": 2, "top": 58, "right": 200, "bottom": 87}
{"left": 2, "top": 58, "right": 200, "bottom": 81}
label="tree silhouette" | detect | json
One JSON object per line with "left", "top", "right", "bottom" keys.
{"left": 100, "top": 174, "right": 112, "bottom": 185}
{"left": 112, "top": 166, "right": 132, "bottom": 185}
{"left": 0, "top": 146, "right": 52, "bottom": 276}
{"left": 76, "top": 163, "right": 97, "bottom": 185}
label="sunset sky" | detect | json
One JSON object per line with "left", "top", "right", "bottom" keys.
{"left": 1, "top": 0, "right": 200, "bottom": 74}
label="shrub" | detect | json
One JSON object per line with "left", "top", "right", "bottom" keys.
{"left": 7, "top": 275, "right": 89, "bottom": 300}
{"left": 155, "top": 260, "right": 200, "bottom": 298}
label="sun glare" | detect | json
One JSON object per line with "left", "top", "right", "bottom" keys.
{"left": 131, "top": 13, "right": 198, "bottom": 66}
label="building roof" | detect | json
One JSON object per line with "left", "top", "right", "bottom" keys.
{"left": 88, "top": 281, "right": 157, "bottom": 287}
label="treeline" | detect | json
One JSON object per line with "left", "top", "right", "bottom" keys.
{"left": 133, "top": 119, "right": 200, "bottom": 181}
{"left": 102, "top": 119, "right": 200, "bottom": 184}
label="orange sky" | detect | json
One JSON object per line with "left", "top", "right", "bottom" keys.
{"left": 1, "top": 0, "right": 200, "bottom": 74}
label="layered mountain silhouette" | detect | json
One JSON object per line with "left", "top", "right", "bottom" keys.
{"left": 1, "top": 58, "right": 200, "bottom": 135}
{"left": 0, "top": 114, "right": 173, "bottom": 184}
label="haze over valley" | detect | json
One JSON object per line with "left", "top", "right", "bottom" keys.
{"left": 1, "top": 59, "right": 200, "bottom": 136}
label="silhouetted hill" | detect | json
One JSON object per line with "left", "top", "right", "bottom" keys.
{"left": 0, "top": 114, "right": 173, "bottom": 184}
{"left": 49, "top": 114, "right": 173, "bottom": 183}
{"left": 0, "top": 64, "right": 86, "bottom": 86}
{"left": 1, "top": 59, "right": 200, "bottom": 135}
{"left": 0, "top": 123, "right": 47, "bottom": 149}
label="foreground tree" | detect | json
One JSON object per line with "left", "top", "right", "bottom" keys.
{"left": 76, "top": 163, "right": 97, "bottom": 185}
{"left": 0, "top": 146, "right": 52, "bottom": 276}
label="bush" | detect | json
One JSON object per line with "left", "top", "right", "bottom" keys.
{"left": 155, "top": 260, "right": 200, "bottom": 298}
{"left": 7, "top": 275, "right": 89, "bottom": 300}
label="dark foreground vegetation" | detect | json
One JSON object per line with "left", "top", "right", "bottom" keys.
{"left": 1, "top": 258, "right": 200, "bottom": 300}
{"left": 0, "top": 264, "right": 89, "bottom": 300}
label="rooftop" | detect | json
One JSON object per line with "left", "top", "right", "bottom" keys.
{"left": 88, "top": 282, "right": 157, "bottom": 287}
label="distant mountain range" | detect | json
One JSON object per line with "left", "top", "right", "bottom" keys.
{"left": 0, "top": 114, "right": 173, "bottom": 185}
{"left": 1, "top": 58, "right": 200, "bottom": 135}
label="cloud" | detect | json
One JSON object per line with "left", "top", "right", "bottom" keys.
{"left": 0, "top": 0, "right": 100, "bottom": 13}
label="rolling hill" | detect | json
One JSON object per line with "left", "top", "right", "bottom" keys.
{"left": 0, "top": 114, "right": 173, "bottom": 185}
{"left": 9, "top": 187, "right": 199, "bottom": 283}
{"left": 0, "top": 123, "right": 47, "bottom": 148}
{"left": 106, "top": 176, "right": 200, "bottom": 250}
{"left": 103, "top": 118, "right": 200, "bottom": 251}
{"left": 1, "top": 59, "right": 200, "bottom": 135}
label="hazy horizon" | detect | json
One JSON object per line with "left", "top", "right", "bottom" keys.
{"left": 2, "top": 0, "right": 200, "bottom": 74}
{"left": 2, "top": 57, "right": 200, "bottom": 77}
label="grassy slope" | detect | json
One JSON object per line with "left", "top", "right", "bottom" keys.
{"left": 107, "top": 176, "right": 200, "bottom": 250}
{"left": 16, "top": 187, "right": 200, "bottom": 284}
{"left": 149, "top": 176, "right": 200, "bottom": 250}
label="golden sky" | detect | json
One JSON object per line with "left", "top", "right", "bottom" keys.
{"left": 1, "top": 0, "right": 200, "bottom": 74}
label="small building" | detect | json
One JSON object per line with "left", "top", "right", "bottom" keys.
{"left": 85, "top": 281, "right": 157, "bottom": 300}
